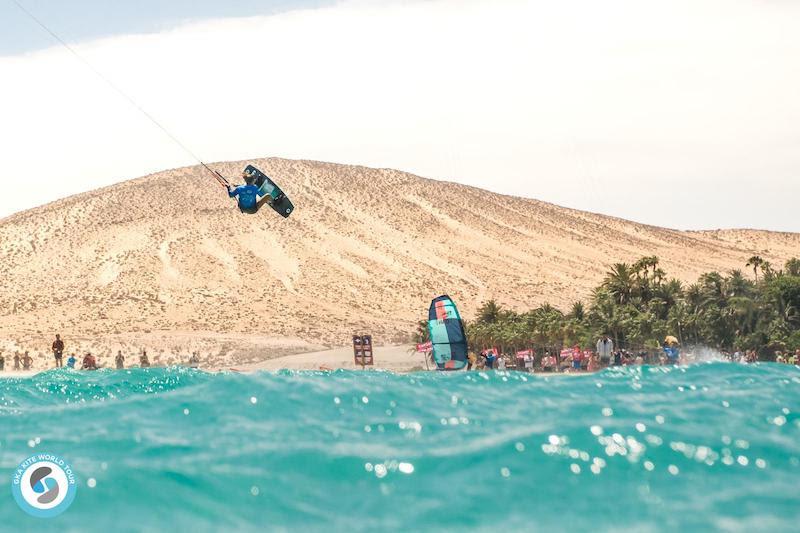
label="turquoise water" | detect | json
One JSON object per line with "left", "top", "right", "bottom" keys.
{"left": 1, "top": 363, "right": 799, "bottom": 532}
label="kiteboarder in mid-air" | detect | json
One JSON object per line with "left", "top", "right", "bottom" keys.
{"left": 11, "top": 0, "right": 294, "bottom": 220}
{"left": 214, "top": 165, "right": 293, "bottom": 218}
{"left": 227, "top": 169, "right": 273, "bottom": 214}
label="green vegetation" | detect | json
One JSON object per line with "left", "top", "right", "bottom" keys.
{"left": 417, "top": 256, "right": 800, "bottom": 361}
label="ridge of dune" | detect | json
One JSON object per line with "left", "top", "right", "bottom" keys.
{"left": 1, "top": 157, "right": 797, "bottom": 367}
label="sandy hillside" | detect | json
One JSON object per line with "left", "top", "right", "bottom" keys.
{"left": 0, "top": 157, "right": 797, "bottom": 369}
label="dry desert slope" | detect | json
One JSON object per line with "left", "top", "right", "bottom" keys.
{"left": 0, "top": 158, "right": 797, "bottom": 365}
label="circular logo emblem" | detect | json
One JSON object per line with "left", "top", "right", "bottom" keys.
{"left": 11, "top": 454, "right": 77, "bottom": 518}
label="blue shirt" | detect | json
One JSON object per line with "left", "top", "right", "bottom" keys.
{"left": 67, "top": 357, "right": 76, "bottom": 368}
{"left": 228, "top": 184, "right": 261, "bottom": 210}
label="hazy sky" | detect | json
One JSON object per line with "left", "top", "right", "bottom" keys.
{"left": 1, "top": 0, "right": 798, "bottom": 231}
{"left": 0, "top": 0, "right": 332, "bottom": 55}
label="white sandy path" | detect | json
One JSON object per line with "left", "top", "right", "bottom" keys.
{"left": 231, "top": 344, "right": 430, "bottom": 372}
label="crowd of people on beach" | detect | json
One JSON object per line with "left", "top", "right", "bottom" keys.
{"left": 0, "top": 335, "right": 202, "bottom": 372}
{"left": 773, "top": 350, "right": 800, "bottom": 365}
{"left": 466, "top": 348, "right": 654, "bottom": 373}
{"left": 459, "top": 337, "right": 800, "bottom": 373}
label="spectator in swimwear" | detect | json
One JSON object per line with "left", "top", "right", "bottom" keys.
{"left": 115, "top": 351, "right": 125, "bottom": 369}
{"left": 22, "top": 351, "right": 33, "bottom": 370}
{"left": 0, "top": 352, "right": 4, "bottom": 371}
{"left": 13, "top": 352, "right": 21, "bottom": 370}
{"left": 542, "top": 351, "right": 555, "bottom": 372}
{"left": 587, "top": 353, "right": 598, "bottom": 372}
{"left": 82, "top": 353, "right": 98, "bottom": 370}
{"left": 140, "top": 350, "right": 150, "bottom": 368}
{"left": 572, "top": 347, "right": 582, "bottom": 372}
{"left": 52, "top": 334, "right": 65, "bottom": 368}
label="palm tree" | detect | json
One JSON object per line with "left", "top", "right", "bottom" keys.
{"left": 784, "top": 304, "right": 799, "bottom": 327}
{"left": 785, "top": 258, "right": 800, "bottom": 277}
{"left": 589, "top": 290, "right": 626, "bottom": 348}
{"left": 477, "top": 300, "right": 502, "bottom": 324}
{"left": 698, "top": 272, "right": 727, "bottom": 309}
{"left": 681, "top": 282, "right": 705, "bottom": 344}
{"left": 412, "top": 320, "right": 429, "bottom": 343}
{"left": 746, "top": 256, "right": 764, "bottom": 282}
{"left": 604, "top": 263, "right": 635, "bottom": 305}
{"left": 569, "top": 301, "right": 585, "bottom": 321}
{"left": 761, "top": 261, "right": 775, "bottom": 281}
{"left": 633, "top": 257, "right": 650, "bottom": 279}
{"left": 727, "top": 269, "right": 752, "bottom": 297}
{"left": 646, "top": 256, "right": 661, "bottom": 279}
{"left": 633, "top": 256, "right": 660, "bottom": 280}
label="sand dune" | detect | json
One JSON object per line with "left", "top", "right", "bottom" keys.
{"left": 0, "top": 157, "right": 797, "bottom": 370}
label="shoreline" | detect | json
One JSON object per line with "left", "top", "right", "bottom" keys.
{"left": 0, "top": 345, "right": 431, "bottom": 376}
{"left": 3, "top": 347, "right": 771, "bottom": 378}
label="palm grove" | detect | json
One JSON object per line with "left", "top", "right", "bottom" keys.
{"left": 416, "top": 257, "right": 800, "bottom": 360}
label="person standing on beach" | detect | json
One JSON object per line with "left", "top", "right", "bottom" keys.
{"left": 483, "top": 350, "right": 497, "bottom": 369}
{"left": 524, "top": 352, "right": 534, "bottom": 372}
{"left": 572, "top": 346, "right": 583, "bottom": 371}
{"left": 0, "top": 352, "right": 4, "bottom": 371}
{"left": 52, "top": 334, "right": 65, "bottom": 368}
{"left": 115, "top": 351, "right": 125, "bottom": 369}
{"left": 13, "top": 352, "right": 21, "bottom": 370}
{"left": 662, "top": 340, "right": 681, "bottom": 365}
{"left": 140, "top": 350, "right": 150, "bottom": 368}
{"left": 542, "top": 351, "right": 554, "bottom": 372}
{"left": 596, "top": 336, "right": 613, "bottom": 366}
{"left": 587, "top": 353, "right": 598, "bottom": 372}
{"left": 22, "top": 351, "right": 33, "bottom": 370}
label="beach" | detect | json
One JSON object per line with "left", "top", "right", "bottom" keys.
{"left": 231, "top": 344, "right": 427, "bottom": 372}
{"left": 0, "top": 343, "right": 428, "bottom": 376}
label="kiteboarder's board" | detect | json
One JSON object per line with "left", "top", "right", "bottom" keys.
{"left": 243, "top": 165, "right": 294, "bottom": 218}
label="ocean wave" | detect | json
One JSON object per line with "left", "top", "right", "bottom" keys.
{"left": 1, "top": 363, "right": 799, "bottom": 531}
